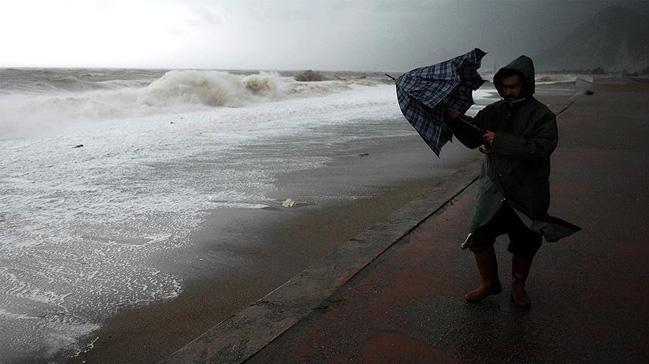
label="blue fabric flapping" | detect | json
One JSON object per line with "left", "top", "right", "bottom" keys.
{"left": 396, "top": 48, "right": 486, "bottom": 156}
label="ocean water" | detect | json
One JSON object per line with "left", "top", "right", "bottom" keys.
{"left": 0, "top": 68, "right": 497, "bottom": 360}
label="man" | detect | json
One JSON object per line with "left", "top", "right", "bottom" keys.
{"left": 447, "top": 55, "right": 558, "bottom": 309}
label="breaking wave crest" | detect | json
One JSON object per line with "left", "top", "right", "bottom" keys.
{"left": 0, "top": 70, "right": 380, "bottom": 138}
{"left": 140, "top": 71, "right": 283, "bottom": 107}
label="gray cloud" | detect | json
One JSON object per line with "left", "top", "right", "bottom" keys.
{"left": 177, "top": 0, "right": 649, "bottom": 71}
{"left": 2, "top": 0, "right": 648, "bottom": 70}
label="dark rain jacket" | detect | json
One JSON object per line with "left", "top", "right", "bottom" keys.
{"left": 452, "top": 55, "right": 567, "bottom": 239}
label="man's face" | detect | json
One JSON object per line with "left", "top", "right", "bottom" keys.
{"left": 500, "top": 74, "right": 523, "bottom": 101}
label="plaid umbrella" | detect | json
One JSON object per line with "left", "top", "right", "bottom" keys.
{"left": 395, "top": 48, "right": 487, "bottom": 156}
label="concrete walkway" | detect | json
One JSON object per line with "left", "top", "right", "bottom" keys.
{"left": 167, "top": 80, "right": 649, "bottom": 363}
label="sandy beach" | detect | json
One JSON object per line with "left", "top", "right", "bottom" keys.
{"left": 58, "top": 132, "right": 478, "bottom": 362}
{"left": 2, "top": 1, "right": 646, "bottom": 362}
{"left": 53, "top": 80, "right": 588, "bottom": 363}
{"left": 2, "top": 2, "right": 645, "bottom": 362}
{"left": 1, "top": 71, "right": 447, "bottom": 362}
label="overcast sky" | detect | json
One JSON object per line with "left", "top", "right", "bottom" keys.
{"left": 1, "top": 0, "right": 647, "bottom": 71}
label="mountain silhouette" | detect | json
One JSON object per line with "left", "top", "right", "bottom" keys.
{"left": 535, "top": 5, "right": 649, "bottom": 72}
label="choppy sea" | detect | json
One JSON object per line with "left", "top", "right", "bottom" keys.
{"left": 0, "top": 68, "right": 498, "bottom": 360}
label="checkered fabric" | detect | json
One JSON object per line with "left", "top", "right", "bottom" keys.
{"left": 396, "top": 48, "right": 486, "bottom": 156}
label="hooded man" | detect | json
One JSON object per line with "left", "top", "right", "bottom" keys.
{"left": 447, "top": 55, "right": 566, "bottom": 308}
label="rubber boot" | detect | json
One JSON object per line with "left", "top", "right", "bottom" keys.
{"left": 511, "top": 255, "right": 532, "bottom": 309}
{"left": 464, "top": 247, "right": 502, "bottom": 302}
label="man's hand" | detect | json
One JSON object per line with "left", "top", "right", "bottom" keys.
{"left": 482, "top": 130, "right": 495, "bottom": 145}
{"left": 446, "top": 108, "right": 461, "bottom": 119}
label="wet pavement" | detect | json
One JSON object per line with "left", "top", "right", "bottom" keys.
{"left": 166, "top": 79, "right": 649, "bottom": 363}
{"left": 244, "top": 81, "right": 649, "bottom": 363}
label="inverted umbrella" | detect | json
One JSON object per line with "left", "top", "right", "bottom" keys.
{"left": 393, "top": 48, "right": 486, "bottom": 156}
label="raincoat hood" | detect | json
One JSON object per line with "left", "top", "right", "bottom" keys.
{"left": 493, "top": 55, "right": 535, "bottom": 99}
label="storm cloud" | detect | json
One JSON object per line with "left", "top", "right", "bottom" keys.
{"left": 1, "top": 0, "right": 648, "bottom": 71}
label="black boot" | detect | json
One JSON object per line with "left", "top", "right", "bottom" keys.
{"left": 511, "top": 255, "right": 532, "bottom": 308}
{"left": 465, "top": 247, "right": 502, "bottom": 302}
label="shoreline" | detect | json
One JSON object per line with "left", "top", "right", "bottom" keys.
{"left": 45, "top": 81, "right": 581, "bottom": 363}
{"left": 62, "top": 83, "right": 581, "bottom": 363}
{"left": 234, "top": 79, "right": 649, "bottom": 363}
{"left": 163, "top": 82, "right": 589, "bottom": 363}
{"left": 63, "top": 133, "right": 480, "bottom": 363}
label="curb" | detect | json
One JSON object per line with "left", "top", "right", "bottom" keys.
{"left": 163, "top": 159, "right": 481, "bottom": 364}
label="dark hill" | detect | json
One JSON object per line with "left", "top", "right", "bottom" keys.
{"left": 535, "top": 5, "right": 649, "bottom": 72}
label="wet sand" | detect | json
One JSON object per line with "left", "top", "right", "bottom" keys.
{"left": 63, "top": 82, "right": 581, "bottom": 363}
{"left": 63, "top": 131, "right": 480, "bottom": 363}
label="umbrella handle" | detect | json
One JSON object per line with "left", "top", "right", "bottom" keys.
{"left": 458, "top": 115, "right": 483, "bottom": 133}
{"left": 385, "top": 73, "right": 396, "bottom": 81}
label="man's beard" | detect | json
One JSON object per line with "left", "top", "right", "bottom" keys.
{"left": 505, "top": 96, "right": 526, "bottom": 104}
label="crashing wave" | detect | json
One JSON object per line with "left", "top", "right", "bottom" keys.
{"left": 0, "top": 70, "right": 381, "bottom": 138}
{"left": 139, "top": 70, "right": 283, "bottom": 107}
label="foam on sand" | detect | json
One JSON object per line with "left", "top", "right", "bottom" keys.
{"left": 0, "top": 68, "right": 498, "bottom": 360}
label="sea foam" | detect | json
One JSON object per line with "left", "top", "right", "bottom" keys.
{"left": 0, "top": 69, "right": 499, "bottom": 360}
{"left": 0, "top": 70, "right": 378, "bottom": 139}
{"left": 0, "top": 75, "right": 400, "bottom": 359}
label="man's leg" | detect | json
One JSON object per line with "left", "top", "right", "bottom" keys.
{"left": 464, "top": 245, "right": 502, "bottom": 302}
{"left": 511, "top": 255, "right": 534, "bottom": 308}
{"left": 465, "top": 207, "right": 508, "bottom": 302}
{"left": 507, "top": 221, "right": 543, "bottom": 309}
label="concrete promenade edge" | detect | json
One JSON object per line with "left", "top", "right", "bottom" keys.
{"left": 163, "top": 159, "right": 482, "bottom": 363}
{"left": 166, "top": 78, "right": 649, "bottom": 363}
{"left": 245, "top": 79, "right": 649, "bottom": 363}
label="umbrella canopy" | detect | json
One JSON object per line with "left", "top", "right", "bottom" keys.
{"left": 395, "top": 48, "right": 487, "bottom": 156}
